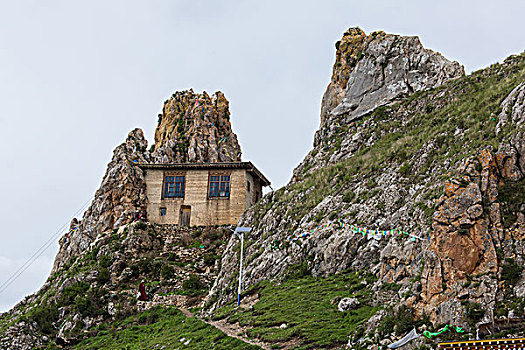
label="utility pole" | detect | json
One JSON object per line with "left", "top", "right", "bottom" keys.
{"left": 230, "top": 226, "right": 251, "bottom": 306}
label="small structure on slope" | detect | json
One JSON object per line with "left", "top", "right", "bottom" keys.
{"left": 139, "top": 161, "right": 270, "bottom": 226}
{"left": 439, "top": 337, "right": 525, "bottom": 349}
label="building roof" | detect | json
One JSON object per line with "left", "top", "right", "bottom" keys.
{"left": 439, "top": 337, "right": 525, "bottom": 349}
{"left": 137, "top": 161, "right": 271, "bottom": 186}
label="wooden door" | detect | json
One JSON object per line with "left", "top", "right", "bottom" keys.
{"left": 180, "top": 205, "right": 191, "bottom": 226}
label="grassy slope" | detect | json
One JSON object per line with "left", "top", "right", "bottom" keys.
{"left": 211, "top": 270, "right": 379, "bottom": 349}
{"left": 254, "top": 53, "right": 525, "bottom": 233}
{"left": 72, "top": 307, "right": 260, "bottom": 350}
{"left": 214, "top": 54, "right": 525, "bottom": 349}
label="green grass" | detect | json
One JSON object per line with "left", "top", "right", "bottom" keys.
{"left": 73, "top": 307, "right": 260, "bottom": 350}
{"left": 268, "top": 53, "right": 525, "bottom": 229}
{"left": 212, "top": 271, "right": 379, "bottom": 349}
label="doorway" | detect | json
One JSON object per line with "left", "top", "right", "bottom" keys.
{"left": 180, "top": 205, "right": 191, "bottom": 226}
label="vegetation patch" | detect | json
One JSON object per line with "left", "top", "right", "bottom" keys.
{"left": 73, "top": 307, "right": 259, "bottom": 350}
{"left": 211, "top": 271, "right": 378, "bottom": 349}
{"left": 501, "top": 258, "right": 523, "bottom": 288}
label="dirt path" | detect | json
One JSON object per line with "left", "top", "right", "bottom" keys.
{"left": 180, "top": 308, "right": 271, "bottom": 350}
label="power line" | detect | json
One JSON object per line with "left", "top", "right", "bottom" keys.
{"left": 0, "top": 198, "right": 91, "bottom": 296}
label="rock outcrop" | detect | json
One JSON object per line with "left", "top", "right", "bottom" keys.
{"left": 1, "top": 223, "right": 230, "bottom": 350}
{"left": 152, "top": 90, "right": 242, "bottom": 163}
{"left": 0, "top": 89, "right": 243, "bottom": 349}
{"left": 208, "top": 28, "right": 525, "bottom": 346}
{"left": 299, "top": 27, "right": 464, "bottom": 175}
{"left": 52, "top": 90, "right": 242, "bottom": 273}
{"left": 52, "top": 129, "right": 151, "bottom": 273}
{"left": 210, "top": 27, "right": 466, "bottom": 308}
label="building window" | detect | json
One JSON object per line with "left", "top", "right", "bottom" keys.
{"left": 247, "top": 181, "right": 251, "bottom": 192}
{"left": 209, "top": 175, "right": 230, "bottom": 198}
{"left": 163, "top": 175, "right": 185, "bottom": 198}
{"left": 159, "top": 207, "right": 167, "bottom": 216}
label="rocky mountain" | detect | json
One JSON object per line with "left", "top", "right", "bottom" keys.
{"left": 207, "top": 28, "right": 525, "bottom": 348}
{"left": 0, "top": 90, "right": 244, "bottom": 350}
{"left": 1, "top": 26, "right": 525, "bottom": 350}
{"left": 53, "top": 90, "right": 242, "bottom": 273}
{"left": 153, "top": 90, "right": 242, "bottom": 163}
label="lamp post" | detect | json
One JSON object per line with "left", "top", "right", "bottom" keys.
{"left": 231, "top": 226, "right": 251, "bottom": 306}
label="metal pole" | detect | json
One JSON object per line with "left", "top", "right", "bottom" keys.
{"left": 238, "top": 232, "right": 244, "bottom": 306}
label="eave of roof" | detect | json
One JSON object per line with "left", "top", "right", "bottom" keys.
{"left": 137, "top": 161, "right": 271, "bottom": 186}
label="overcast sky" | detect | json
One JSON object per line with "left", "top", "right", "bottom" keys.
{"left": 0, "top": 0, "right": 523, "bottom": 312}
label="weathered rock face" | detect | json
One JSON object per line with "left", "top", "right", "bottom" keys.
{"left": 52, "top": 129, "right": 151, "bottom": 273}
{"left": 1, "top": 89, "right": 244, "bottom": 349}
{"left": 208, "top": 28, "right": 525, "bottom": 344}
{"left": 321, "top": 27, "right": 464, "bottom": 126}
{"left": 421, "top": 138, "right": 525, "bottom": 324}
{"left": 299, "top": 27, "right": 464, "bottom": 175}
{"left": 210, "top": 27, "right": 465, "bottom": 308}
{"left": 152, "top": 90, "right": 242, "bottom": 163}
{"left": 496, "top": 82, "right": 525, "bottom": 134}
{"left": 1, "top": 223, "right": 230, "bottom": 350}
{"left": 52, "top": 90, "right": 242, "bottom": 273}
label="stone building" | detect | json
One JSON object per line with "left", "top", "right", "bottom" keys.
{"left": 139, "top": 162, "right": 270, "bottom": 226}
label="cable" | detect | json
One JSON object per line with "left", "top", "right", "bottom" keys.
{"left": 0, "top": 198, "right": 91, "bottom": 296}
{"left": 0, "top": 198, "right": 90, "bottom": 295}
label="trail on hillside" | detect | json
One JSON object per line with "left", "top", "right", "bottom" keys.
{"left": 180, "top": 308, "right": 271, "bottom": 350}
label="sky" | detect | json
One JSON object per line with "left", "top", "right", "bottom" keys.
{"left": 0, "top": 0, "right": 524, "bottom": 312}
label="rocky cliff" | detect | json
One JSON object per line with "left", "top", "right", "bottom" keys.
{"left": 2, "top": 26, "right": 525, "bottom": 350}
{"left": 208, "top": 28, "right": 525, "bottom": 348}
{"left": 303, "top": 27, "right": 465, "bottom": 173}
{"left": 153, "top": 90, "right": 242, "bottom": 163}
{"left": 0, "top": 90, "right": 244, "bottom": 350}
{"left": 52, "top": 90, "right": 242, "bottom": 273}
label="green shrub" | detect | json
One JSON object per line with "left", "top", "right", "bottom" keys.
{"left": 137, "top": 308, "right": 161, "bottom": 325}
{"left": 28, "top": 302, "right": 59, "bottom": 334}
{"left": 75, "top": 295, "right": 94, "bottom": 317}
{"left": 399, "top": 162, "right": 411, "bottom": 177}
{"left": 498, "top": 178, "right": 525, "bottom": 227}
{"left": 183, "top": 274, "right": 205, "bottom": 295}
{"left": 84, "top": 247, "right": 100, "bottom": 261}
{"left": 342, "top": 190, "right": 356, "bottom": 203}
{"left": 160, "top": 264, "right": 174, "bottom": 279}
{"left": 203, "top": 254, "right": 218, "bottom": 266}
{"left": 465, "top": 302, "right": 485, "bottom": 325}
{"left": 98, "top": 254, "right": 112, "bottom": 268}
{"left": 135, "top": 221, "right": 147, "bottom": 230}
{"left": 378, "top": 306, "right": 428, "bottom": 336}
{"left": 285, "top": 263, "right": 310, "bottom": 280}
{"left": 60, "top": 282, "right": 90, "bottom": 306}
{"left": 138, "top": 259, "right": 152, "bottom": 274}
{"left": 97, "top": 267, "right": 111, "bottom": 284}
{"left": 501, "top": 258, "right": 522, "bottom": 287}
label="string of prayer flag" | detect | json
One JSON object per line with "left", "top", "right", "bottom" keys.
{"left": 288, "top": 218, "right": 425, "bottom": 244}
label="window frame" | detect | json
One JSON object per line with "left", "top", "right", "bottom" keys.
{"left": 208, "top": 172, "right": 231, "bottom": 199}
{"left": 162, "top": 172, "right": 186, "bottom": 199}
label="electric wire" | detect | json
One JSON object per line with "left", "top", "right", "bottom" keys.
{"left": 0, "top": 198, "right": 91, "bottom": 296}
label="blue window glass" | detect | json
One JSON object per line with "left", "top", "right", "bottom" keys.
{"left": 163, "top": 175, "right": 185, "bottom": 198}
{"left": 209, "top": 174, "right": 230, "bottom": 198}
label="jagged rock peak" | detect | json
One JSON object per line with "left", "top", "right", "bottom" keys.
{"left": 319, "top": 26, "right": 465, "bottom": 132}
{"left": 52, "top": 128, "right": 150, "bottom": 273}
{"left": 152, "top": 89, "right": 242, "bottom": 163}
